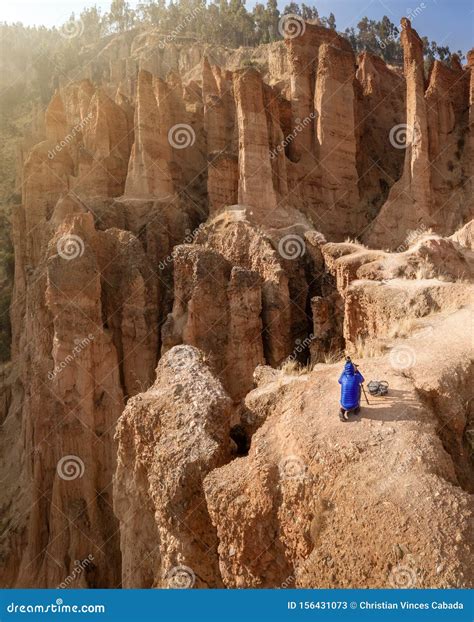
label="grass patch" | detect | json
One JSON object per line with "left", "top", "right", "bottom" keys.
{"left": 322, "top": 350, "right": 345, "bottom": 364}
{"left": 387, "top": 317, "right": 418, "bottom": 339}
{"left": 279, "top": 359, "right": 314, "bottom": 376}
{"left": 414, "top": 258, "right": 435, "bottom": 280}
{"left": 344, "top": 237, "right": 367, "bottom": 248}
{"left": 350, "top": 337, "right": 386, "bottom": 359}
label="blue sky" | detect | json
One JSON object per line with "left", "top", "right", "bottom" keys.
{"left": 1, "top": 0, "right": 472, "bottom": 52}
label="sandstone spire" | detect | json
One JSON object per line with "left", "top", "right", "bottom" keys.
{"left": 124, "top": 70, "right": 174, "bottom": 199}
{"left": 284, "top": 22, "right": 352, "bottom": 162}
{"left": 400, "top": 17, "right": 431, "bottom": 212}
{"left": 234, "top": 68, "right": 278, "bottom": 214}
{"left": 44, "top": 91, "right": 68, "bottom": 142}
{"left": 75, "top": 88, "right": 130, "bottom": 197}
{"left": 114, "top": 346, "right": 232, "bottom": 588}
{"left": 466, "top": 50, "right": 474, "bottom": 219}
{"left": 364, "top": 18, "right": 433, "bottom": 247}
{"left": 202, "top": 57, "right": 238, "bottom": 213}
{"left": 315, "top": 42, "right": 360, "bottom": 232}
{"left": 15, "top": 214, "right": 124, "bottom": 587}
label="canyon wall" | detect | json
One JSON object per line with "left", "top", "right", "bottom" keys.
{"left": 0, "top": 18, "right": 472, "bottom": 588}
{"left": 366, "top": 19, "right": 472, "bottom": 247}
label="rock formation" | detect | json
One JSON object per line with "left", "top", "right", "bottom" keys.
{"left": 355, "top": 52, "right": 405, "bottom": 219}
{"left": 204, "top": 310, "right": 473, "bottom": 588}
{"left": 161, "top": 243, "right": 264, "bottom": 400}
{"left": 233, "top": 69, "right": 279, "bottom": 214}
{"left": 0, "top": 17, "right": 472, "bottom": 590}
{"left": 366, "top": 19, "right": 472, "bottom": 248}
{"left": 124, "top": 70, "right": 174, "bottom": 200}
{"left": 114, "top": 346, "right": 231, "bottom": 588}
{"left": 285, "top": 22, "right": 351, "bottom": 162}
{"left": 202, "top": 58, "right": 238, "bottom": 213}
{"left": 314, "top": 42, "right": 360, "bottom": 233}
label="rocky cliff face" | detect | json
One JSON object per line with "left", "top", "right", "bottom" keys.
{"left": 0, "top": 18, "right": 472, "bottom": 588}
{"left": 365, "top": 20, "right": 472, "bottom": 247}
{"left": 114, "top": 346, "right": 231, "bottom": 588}
{"left": 204, "top": 310, "right": 473, "bottom": 588}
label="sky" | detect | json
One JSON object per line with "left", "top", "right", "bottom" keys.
{"left": 0, "top": 0, "right": 472, "bottom": 52}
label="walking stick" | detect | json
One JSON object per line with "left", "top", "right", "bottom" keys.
{"left": 361, "top": 383, "right": 370, "bottom": 406}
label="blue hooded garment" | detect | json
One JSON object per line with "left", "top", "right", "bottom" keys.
{"left": 338, "top": 362, "right": 364, "bottom": 410}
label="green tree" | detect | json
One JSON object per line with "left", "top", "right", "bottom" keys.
{"left": 282, "top": 3, "right": 301, "bottom": 16}
{"left": 326, "top": 12, "right": 336, "bottom": 30}
{"left": 253, "top": 3, "right": 269, "bottom": 43}
{"left": 137, "top": 0, "right": 167, "bottom": 25}
{"left": 80, "top": 6, "right": 105, "bottom": 43}
{"left": 266, "top": 0, "right": 280, "bottom": 42}
{"left": 376, "top": 16, "right": 401, "bottom": 63}
{"left": 107, "top": 0, "right": 136, "bottom": 32}
{"left": 300, "top": 4, "right": 318, "bottom": 21}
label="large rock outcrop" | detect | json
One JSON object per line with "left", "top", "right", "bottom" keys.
{"left": 9, "top": 214, "right": 125, "bottom": 588}
{"left": 204, "top": 310, "right": 474, "bottom": 588}
{"left": 161, "top": 244, "right": 264, "bottom": 400}
{"left": 124, "top": 70, "right": 174, "bottom": 200}
{"left": 114, "top": 346, "right": 232, "bottom": 588}
{"left": 366, "top": 20, "right": 473, "bottom": 247}
{"left": 313, "top": 231, "right": 473, "bottom": 354}
{"left": 314, "top": 42, "right": 361, "bottom": 233}
{"left": 233, "top": 69, "right": 280, "bottom": 215}
{"left": 202, "top": 58, "right": 238, "bottom": 214}
{"left": 355, "top": 52, "right": 405, "bottom": 219}
{"left": 1, "top": 16, "right": 473, "bottom": 590}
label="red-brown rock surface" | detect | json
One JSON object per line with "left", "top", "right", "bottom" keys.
{"left": 114, "top": 346, "right": 231, "bottom": 588}
{"left": 204, "top": 310, "right": 473, "bottom": 588}
{"left": 124, "top": 71, "right": 174, "bottom": 200}
{"left": 366, "top": 20, "right": 472, "bottom": 248}
{"left": 0, "top": 17, "right": 473, "bottom": 590}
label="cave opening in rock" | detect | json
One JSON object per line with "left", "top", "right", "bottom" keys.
{"left": 300, "top": 265, "right": 345, "bottom": 366}
{"left": 230, "top": 424, "right": 250, "bottom": 456}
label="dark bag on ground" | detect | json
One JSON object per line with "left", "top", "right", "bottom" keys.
{"left": 367, "top": 380, "right": 389, "bottom": 396}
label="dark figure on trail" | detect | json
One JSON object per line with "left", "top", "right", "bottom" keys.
{"left": 338, "top": 358, "right": 364, "bottom": 422}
